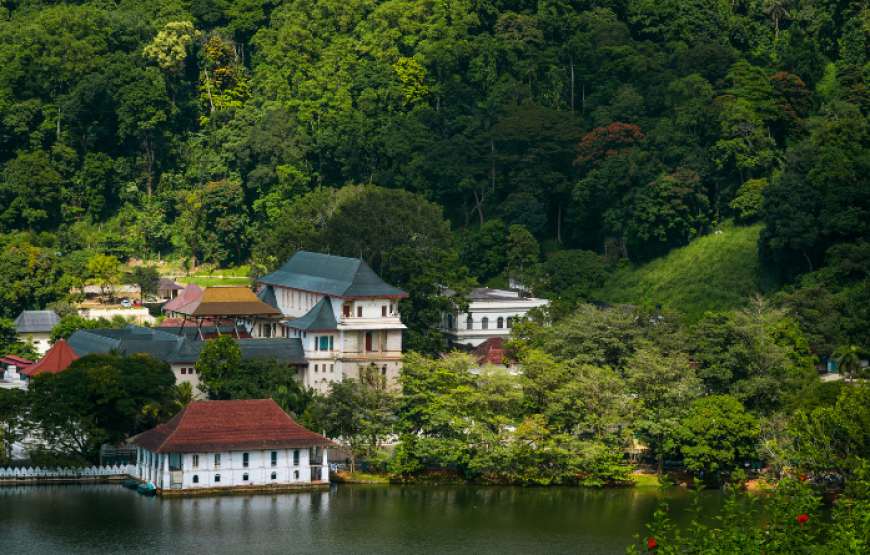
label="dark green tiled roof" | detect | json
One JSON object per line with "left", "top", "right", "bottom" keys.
{"left": 283, "top": 297, "right": 338, "bottom": 332}
{"left": 256, "top": 251, "right": 408, "bottom": 298}
{"left": 67, "top": 325, "right": 307, "bottom": 365}
{"left": 257, "top": 285, "right": 281, "bottom": 311}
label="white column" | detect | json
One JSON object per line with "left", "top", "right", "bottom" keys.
{"left": 162, "top": 453, "right": 169, "bottom": 489}
{"left": 322, "top": 446, "right": 329, "bottom": 483}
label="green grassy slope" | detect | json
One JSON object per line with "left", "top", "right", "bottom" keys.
{"left": 592, "top": 225, "right": 780, "bottom": 323}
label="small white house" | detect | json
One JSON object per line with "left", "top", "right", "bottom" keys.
{"left": 13, "top": 310, "right": 61, "bottom": 355}
{"left": 439, "top": 288, "right": 549, "bottom": 347}
{"left": 131, "top": 399, "right": 336, "bottom": 494}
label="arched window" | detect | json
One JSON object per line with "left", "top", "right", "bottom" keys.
{"left": 506, "top": 317, "right": 513, "bottom": 328}
{"left": 193, "top": 475, "right": 199, "bottom": 484}
{"left": 447, "top": 314, "right": 453, "bottom": 329}
{"left": 243, "top": 473, "right": 249, "bottom": 481}
{"left": 293, "top": 470, "right": 300, "bottom": 480}
{"left": 481, "top": 317, "right": 489, "bottom": 330}
{"left": 271, "top": 472, "right": 277, "bottom": 480}
{"left": 466, "top": 317, "right": 473, "bottom": 330}
{"left": 214, "top": 474, "right": 221, "bottom": 483}
{"left": 497, "top": 317, "right": 504, "bottom": 329}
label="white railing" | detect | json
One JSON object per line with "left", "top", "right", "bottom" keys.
{"left": 0, "top": 464, "right": 136, "bottom": 479}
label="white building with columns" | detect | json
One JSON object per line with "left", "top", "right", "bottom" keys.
{"left": 131, "top": 399, "right": 335, "bottom": 493}
{"left": 439, "top": 287, "right": 549, "bottom": 347}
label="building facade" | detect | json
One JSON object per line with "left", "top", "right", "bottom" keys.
{"left": 439, "top": 287, "right": 549, "bottom": 347}
{"left": 13, "top": 310, "right": 61, "bottom": 355}
{"left": 131, "top": 399, "right": 335, "bottom": 493}
{"left": 252, "top": 251, "right": 409, "bottom": 393}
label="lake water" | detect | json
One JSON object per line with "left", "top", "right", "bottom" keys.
{"left": 0, "top": 483, "right": 729, "bottom": 554}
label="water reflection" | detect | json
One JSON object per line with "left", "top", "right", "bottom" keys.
{"left": 0, "top": 484, "right": 725, "bottom": 554}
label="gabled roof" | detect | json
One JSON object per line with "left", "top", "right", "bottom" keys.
{"left": 257, "top": 285, "right": 281, "bottom": 312}
{"left": 158, "top": 278, "right": 183, "bottom": 291}
{"left": 67, "top": 325, "right": 306, "bottom": 365}
{"left": 256, "top": 251, "right": 408, "bottom": 299}
{"left": 19, "top": 339, "right": 79, "bottom": 376}
{"left": 130, "top": 399, "right": 337, "bottom": 453}
{"left": 472, "top": 337, "right": 516, "bottom": 365}
{"left": 162, "top": 284, "right": 202, "bottom": 312}
{"left": 176, "top": 287, "right": 283, "bottom": 317}
{"left": 282, "top": 297, "right": 338, "bottom": 332}
{"left": 14, "top": 311, "right": 61, "bottom": 333}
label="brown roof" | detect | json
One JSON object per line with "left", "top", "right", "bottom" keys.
{"left": 158, "top": 278, "right": 184, "bottom": 291}
{"left": 175, "top": 287, "right": 282, "bottom": 317}
{"left": 1, "top": 355, "right": 34, "bottom": 368}
{"left": 162, "top": 284, "right": 203, "bottom": 312}
{"left": 20, "top": 340, "right": 79, "bottom": 376}
{"left": 130, "top": 399, "right": 337, "bottom": 453}
{"left": 472, "top": 337, "right": 516, "bottom": 365}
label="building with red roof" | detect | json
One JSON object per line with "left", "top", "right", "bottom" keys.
{"left": 161, "top": 283, "right": 202, "bottom": 317}
{"left": 130, "top": 399, "right": 336, "bottom": 493}
{"left": 19, "top": 339, "right": 79, "bottom": 380}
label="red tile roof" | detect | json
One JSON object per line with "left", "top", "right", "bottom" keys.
{"left": 472, "top": 337, "right": 516, "bottom": 365}
{"left": 19, "top": 340, "right": 79, "bottom": 376}
{"left": 0, "top": 355, "right": 34, "bottom": 368}
{"left": 161, "top": 284, "right": 203, "bottom": 313}
{"left": 130, "top": 399, "right": 337, "bottom": 453}
{"left": 159, "top": 317, "right": 235, "bottom": 327}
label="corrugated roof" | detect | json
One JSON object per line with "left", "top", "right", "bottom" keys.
{"left": 162, "top": 284, "right": 202, "bottom": 312}
{"left": 131, "top": 399, "right": 337, "bottom": 453}
{"left": 67, "top": 326, "right": 306, "bottom": 365}
{"left": 20, "top": 340, "right": 79, "bottom": 376}
{"left": 14, "top": 311, "right": 61, "bottom": 333}
{"left": 176, "top": 287, "right": 283, "bottom": 317}
{"left": 282, "top": 297, "right": 338, "bottom": 332}
{"left": 256, "top": 251, "right": 408, "bottom": 299}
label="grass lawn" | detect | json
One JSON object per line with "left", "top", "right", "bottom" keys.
{"left": 592, "top": 224, "right": 780, "bottom": 324}
{"left": 632, "top": 473, "right": 662, "bottom": 487}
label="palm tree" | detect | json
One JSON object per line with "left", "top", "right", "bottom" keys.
{"left": 834, "top": 345, "right": 863, "bottom": 385}
{"left": 175, "top": 382, "right": 194, "bottom": 409}
{"left": 762, "top": 0, "right": 791, "bottom": 38}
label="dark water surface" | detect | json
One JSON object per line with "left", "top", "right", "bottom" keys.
{"left": 0, "top": 484, "right": 729, "bottom": 554}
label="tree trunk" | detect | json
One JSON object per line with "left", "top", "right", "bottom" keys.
{"left": 657, "top": 453, "right": 664, "bottom": 476}
{"left": 570, "top": 56, "right": 575, "bottom": 114}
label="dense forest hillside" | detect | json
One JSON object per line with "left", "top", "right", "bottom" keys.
{"left": 0, "top": 0, "right": 869, "bottom": 349}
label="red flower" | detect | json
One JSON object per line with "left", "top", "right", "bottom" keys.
{"left": 648, "top": 538, "right": 657, "bottom": 551}
{"left": 798, "top": 514, "right": 808, "bottom": 529}
{"left": 798, "top": 474, "right": 807, "bottom": 482}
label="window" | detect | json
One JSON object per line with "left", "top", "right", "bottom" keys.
{"left": 293, "top": 450, "right": 300, "bottom": 465}
{"left": 481, "top": 317, "right": 489, "bottom": 330}
{"left": 447, "top": 315, "right": 453, "bottom": 329}
{"left": 271, "top": 472, "right": 277, "bottom": 480}
{"left": 314, "top": 364, "right": 318, "bottom": 373}
{"left": 357, "top": 306, "right": 363, "bottom": 317}
{"left": 329, "top": 336, "right": 333, "bottom": 350}
{"left": 294, "top": 470, "right": 299, "bottom": 480}
{"left": 193, "top": 475, "right": 199, "bottom": 484}
{"left": 466, "top": 317, "right": 473, "bottom": 330}
{"left": 192, "top": 455, "right": 199, "bottom": 469}
{"left": 243, "top": 452, "right": 249, "bottom": 468}
{"left": 303, "top": 332, "right": 306, "bottom": 338}
{"left": 343, "top": 303, "right": 351, "bottom": 317}
{"left": 271, "top": 451, "right": 278, "bottom": 466}
{"left": 330, "top": 364, "right": 334, "bottom": 373}
{"left": 214, "top": 454, "right": 221, "bottom": 468}
{"left": 320, "top": 336, "right": 329, "bottom": 350}
{"left": 506, "top": 317, "right": 513, "bottom": 328}
{"left": 180, "top": 367, "right": 186, "bottom": 375}
{"left": 214, "top": 474, "right": 221, "bottom": 483}
{"left": 365, "top": 332, "right": 373, "bottom": 351}
{"left": 314, "top": 337, "right": 318, "bottom": 351}
{"left": 382, "top": 305, "right": 387, "bottom": 317}
{"left": 382, "top": 366, "right": 387, "bottom": 376}
{"left": 196, "top": 369, "right": 201, "bottom": 374}
{"left": 497, "top": 317, "right": 504, "bottom": 329}
{"left": 243, "top": 473, "right": 249, "bottom": 481}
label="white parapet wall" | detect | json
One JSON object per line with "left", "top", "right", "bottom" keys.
{"left": 79, "top": 307, "right": 156, "bottom": 325}
{"left": 0, "top": 465, "right": 136, "bottom": 482}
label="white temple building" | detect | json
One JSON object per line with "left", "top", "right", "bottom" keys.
{"left": 439, "top": 287, "right": 549, "bottom": 347}
{"left": 131, "top": 399, "right": 335, "bottom": 493}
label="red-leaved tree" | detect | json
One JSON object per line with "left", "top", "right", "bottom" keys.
{"left": 574, "top": 122, "right": 645, "bottom": 170}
